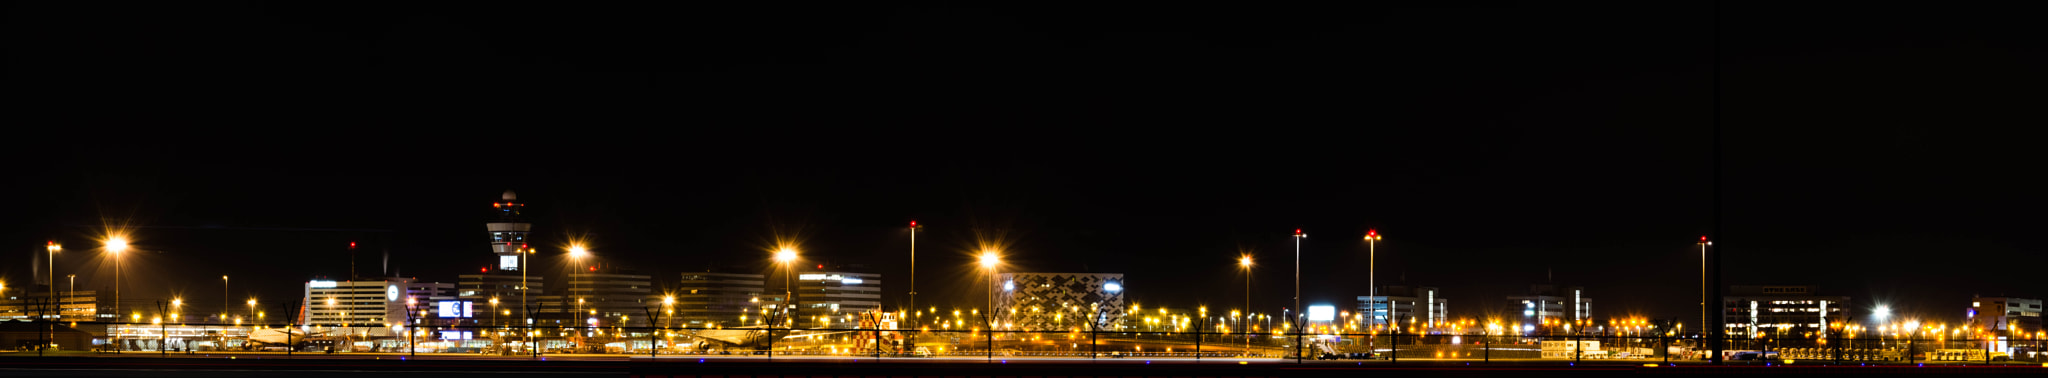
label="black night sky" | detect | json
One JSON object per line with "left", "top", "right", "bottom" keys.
{"left": 6, "top": 3, "right": 2043, "bottom": 325}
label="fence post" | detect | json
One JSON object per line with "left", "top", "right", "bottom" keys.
{"left": 986, "top": 312, "right": 993, "bottom": 362}
{"left": 1483, "top": 332, "right": 1489, "bottom": 363}
{"left": 644, "top": 307, "right": 657, "bottom": 360}
{"left": 1391, "top": 330, "right": 1398, "bottom": 364}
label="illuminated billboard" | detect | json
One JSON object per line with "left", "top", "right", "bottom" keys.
{"left": 437, "top": 301, "right": 473, "bottom": 318}
{"left": 1308, "top": 305, "right": 1336, "bottom": 321}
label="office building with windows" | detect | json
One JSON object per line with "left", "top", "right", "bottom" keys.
{"left": 1969, "top": 296, "right": 2042, "bottom": 334}
{"left": 0, "top": 290, "right": 106, "bottom": 323}
{"left": 791, "top": 267, "right": 882, "bottom": 329}
{"left": 1721, "top": 285, "right": 1851, "bottom": 338}
{"left": 555, "top": 267, "right": 655, "bottom": 327}
{"left": 672, "top": 272, "right": 774, "bottom": 327}
{"left": 1357, "top": 285, "right": 1446, "bottom": 332}
{"left": 1506, "top": 284, "right": 1590, "bottom": 334}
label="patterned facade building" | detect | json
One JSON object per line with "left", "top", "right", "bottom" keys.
{"left": 992, "top": 273, "right": 1126, "bottom": 332}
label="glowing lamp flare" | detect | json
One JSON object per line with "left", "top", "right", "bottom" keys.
{"left": 775, "top": 248, "right": 798, "bottom": 263}
{"left": 979, "top": 251, "right": 1000, "bottom": 268}
{"left": 105, "top": 236, "right": 130, "bottom": 253}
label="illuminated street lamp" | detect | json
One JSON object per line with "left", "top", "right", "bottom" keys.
{"left": 1237, "top": 254, "right": 1253, "bottom": 353}
{"left": 662, "top": 296, "right": 675, "bottom": 329}
{"left": 1364, "top": 229, "right": 1381, "bottom": 329}
{"left": 775, "top": 247, "right": 797, "bottom": 299}
{"left": 221, "top": 275, "right": 229, "bottom": 322}
{"left": 978, "top": 250, "right": 1000, "bottom": 362}
{"left": 979, "top": 251, "right": 999, "bottom": 320}
{"left": 1698, "top": 236, "right": 1710, "bottom": 336}
{"left": 1291, "top": 228, "right": 1304, "bottom": 363}
{"left": 774, "top": 247, "right": 798, "bottom": 322}
{"left": 104, "top": 235, "right": 129, "bottom": 323}
{"left": 908, "top": 220, "right": 921, "bottom": 327}
{"left": 569, "top": 244, "right": 589, "bottom": 325}
{"left": 44, "top": 242, "right": 58, "bottom": 356}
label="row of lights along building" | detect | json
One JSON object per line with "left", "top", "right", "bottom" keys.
{"left": 283, "top": 190, "right": 893, "bottom": 337}
{"left": 1, "top": 190, "right": 2040, "bottom": 348}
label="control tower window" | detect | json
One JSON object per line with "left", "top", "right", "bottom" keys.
{"left": 492, "top": 232, "right": 505, "bottom": 242}
{"left": 511, "top": 233, "right": 526, "bottom": 242}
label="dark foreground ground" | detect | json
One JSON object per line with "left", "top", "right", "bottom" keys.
{"left": 1, "top": 356, "right": 2044, "bottom": 377}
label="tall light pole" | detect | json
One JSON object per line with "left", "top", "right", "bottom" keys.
{"left": 773, "top": 247, "right": 797, "bottom": 359}
{"left": 1698, "top": 236, "right": 1710, "bottom": 338}
{"left": 520, "top": 244, "right": 528, "bottom": 331}
{"left": 1365, "top": 229, "right": 1381, "bottom": 329}
{"left": 1239, "top": 255, "right": 1253, "bottom": 354}
{"left": 569, "top": 245, "right": 588, "bottom": 331}
{"left": 979, "top": 250, "right": 1000, "bottom": 363}
{"left": 1292, "top": 228, "right": 1304, "bottom": 363}
{"left": 46, "top": 242, "right": 59, "bottom": 354}
{"left": 222, "top": 276, "right": 230, "bottom": 323}
{"left": 105, "top": 236, "right": 128, "bottom": 326}
{"left": 908, "top": 220, "right": 920, "bottom": 328}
